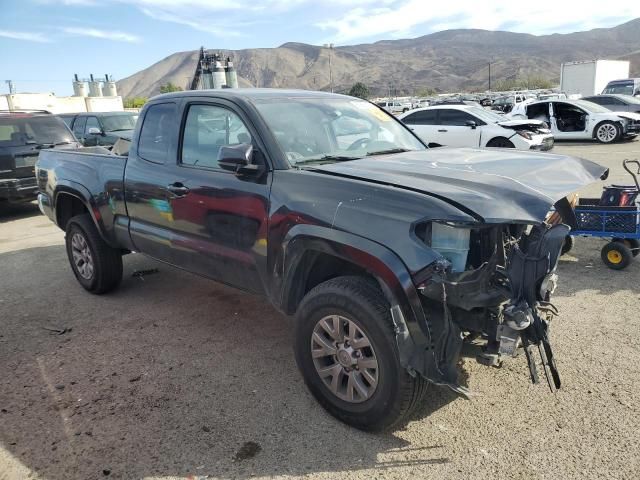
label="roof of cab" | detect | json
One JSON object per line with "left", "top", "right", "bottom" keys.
{"left": 153, "top": 88, "right": 351, "bottom": 102}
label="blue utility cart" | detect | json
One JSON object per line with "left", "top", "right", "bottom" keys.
{"left": 571, "top": 160, "right": 640, "bottom": 270}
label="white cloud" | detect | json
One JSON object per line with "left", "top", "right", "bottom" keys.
{"left": 62, "top": 27, "right": 140, "bottom": 42}
{"left": 316, "top": 1, "right": 640, "bottom": 43}
{"left": 0, "top": 29, "right": 50, "bottom": 42}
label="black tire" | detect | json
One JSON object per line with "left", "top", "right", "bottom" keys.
{"left": 486, "top": 137, "right": 515, "bottom": 148}
{"left": 294, "top": 276, "right": 429, "bottom": 432}
{"left": 594, "top": 121, "right": 620, "bottom": 144}
{"left": 65, "top": 213, "right": 123, "bottom": 293}
{"left": 601, "top": 241, "right": 633, "bottom": 270}
{"left": 561, "top": 235, "right": 574, "bottom": 256}
{"left": 613, "top": 238, "right": 640, "bottom": 257}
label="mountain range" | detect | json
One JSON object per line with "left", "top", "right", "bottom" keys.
{"left": 117, "top": 18, "right": 640, "bottom": 98}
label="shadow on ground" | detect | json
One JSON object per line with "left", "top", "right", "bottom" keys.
{"left": 0, "top": 201, "right": 41, "bottom": 222}
{"left": 0, "top": 245, "right": 456, "bottom": 480}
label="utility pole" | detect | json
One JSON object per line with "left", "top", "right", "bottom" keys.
{"left": 488, "top": 63, "right": 491, "bottom": 92}
{"left": 5, "top": 80, "right": 15, "bottom": 94}
{"left": 324, "top": 43, "right": 334, "bottom": 92}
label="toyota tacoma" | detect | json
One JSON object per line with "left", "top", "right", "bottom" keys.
{"left": 36, "top": 90, "right": 607, "bottom": 431}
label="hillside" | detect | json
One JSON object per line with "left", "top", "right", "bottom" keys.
{"left": 117, "top": 18, "right": 640, "bottom": 98}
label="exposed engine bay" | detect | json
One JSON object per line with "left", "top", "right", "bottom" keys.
{"left": 416, "top": 220, "right": 569, "bottom": 393}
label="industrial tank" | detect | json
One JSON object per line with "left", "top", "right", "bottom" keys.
{"left": 103, "top": 74, "right": 118, "bottom": 96}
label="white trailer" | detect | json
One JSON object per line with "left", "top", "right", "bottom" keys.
{"left": 560, "top": 60, "right": 630, "bottom": 97}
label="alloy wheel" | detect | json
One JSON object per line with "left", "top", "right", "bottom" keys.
{"left": 311, "top": 314, "right": 379, "bottom": 403}
{"left": 71, "top": 232, "right": 94, "bottom": 280}
{"left": 597, "top": 124, "right": 617, "bottom": 143}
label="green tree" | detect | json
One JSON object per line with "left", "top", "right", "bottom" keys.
{"left": 159, "top": 82, "right": 183, "bottom": 94}
{"left": 123, "top": 97, "right": 148, "bottom": 109}
{"left": 416, "top": 87, "right": 437, "bottom": 97}
{"left": 348, "top": 82, "right": 370, "bottom": 99}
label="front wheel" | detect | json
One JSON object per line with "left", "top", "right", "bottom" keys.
{"left": 486, "top": 137, "right": 515, "bottom": 148}
{"left": 294, "top": 276, "right": 429, "bottom": 432}
{"left": 595, "top": 121, "right": 620, "bottom": 144}
{"left": 65, "top": 214, "right": 123, "bottom": 293}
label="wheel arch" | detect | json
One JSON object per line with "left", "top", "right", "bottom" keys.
{"left": 53, "top": 182, "right": 114, "bottom": 246}
{"left": 592, "top": 119, "right": 623, "bottom": 140}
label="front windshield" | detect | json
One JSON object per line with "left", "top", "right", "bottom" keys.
{"left": 573, "top": 100, "right": 612, "bottom": 114}
{"left": 603, "top": 83, "right": 634, "bottom": 95}
{"left": 101, "top": 114, "right": 138, "bottom": 132}
{"left": 253, "top": 97, "right": 425, "bottom": 166}
{"left": 466, "top": 106, "right": 505, "bottom": 123}
{"left": 0, "top": 116, "right": 75, "bottom": 147}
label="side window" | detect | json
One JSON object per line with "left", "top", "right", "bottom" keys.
{"left": 608, "top": 97, "right": 624, "bottom": 106}
{"left": 73, "top": 117, "right": 86, "bottom": 136}
{"left": 181, "top": 104, "right": 252, "bottom": 170}
{"left": 403, "top": 110, "right": 437, "bottom": 125}
{"left": 138, "top": 103, "right": 176, "bottom": 164}
{"left": 84, "top": 117, "right": 100, "bottom": 134}
{"left": 586, "top": 97, "right": 604, "bottom": 105}
{"left": 439, "top": 109, "right": 476, "bottom": 126}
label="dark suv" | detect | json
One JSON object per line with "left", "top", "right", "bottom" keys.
{"left": 0, "top": 111, "right": 78, "bottom": 203}
{"left": 59, "top": 111, "right": 138, "bottom": 148}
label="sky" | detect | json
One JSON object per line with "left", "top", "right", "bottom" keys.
{"left": 1, "top": 0, "right": 639, "bottom": 96}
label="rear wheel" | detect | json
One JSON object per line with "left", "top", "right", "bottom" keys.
{"left": 595, "top": 121, "right": 620, "bottom": 144}
{"left": 486, "top": 137, "right": 515, "bottom": 148}
{"left": 294, "top": 276, "right": 429, "bottom": 431}
{"left": 65, "top": 214, "right": 123, "bottom": 293}
{"left": 601, "top": 241, "right": 633, "bottom": 270}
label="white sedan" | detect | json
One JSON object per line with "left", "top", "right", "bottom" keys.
{"left": 509, "top": 99, "right": 640, "bottom": 143}
{"left": 398, "top": 105, "right": 554, "bottom": 151}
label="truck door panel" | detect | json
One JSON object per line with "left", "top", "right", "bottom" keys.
{"left": 126, "top": 100, "right": 270, "bottom": 294}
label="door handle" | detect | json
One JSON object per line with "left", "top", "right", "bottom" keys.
{"left": 167, "top": 182, "right": 190, "bottom": 196}
{"left": 437, "top": 129, "right": 448, "bottom": 132}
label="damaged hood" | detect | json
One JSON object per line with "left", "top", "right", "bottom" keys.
{"left": 612, "top": 111, "right": 640, "bottom": 121}
{"left": 310, "top": 148, "right": 607, "bottom": 224}
{"left": 498, "top": 119, "right": 546, "bottom": 130}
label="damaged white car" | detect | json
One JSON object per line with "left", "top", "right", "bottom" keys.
{"left": 398, "top": 105, "right": 554, "bottom": 150}
{"left": 509, "top": 99, "right": 640, "bottom": 143}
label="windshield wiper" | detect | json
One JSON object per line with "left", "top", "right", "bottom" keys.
{"left": 107, "top": 128, "right": 132, "bottom": 132}
{"left": 295, "top": 155, "right": 361, "bottom": 166}
{"left": 366, "top": 148, "right": 413, "bottom": 156}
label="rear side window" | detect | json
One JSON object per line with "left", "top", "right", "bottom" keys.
{"left": 138, "top": 103, "right": 176, "bottom": 164}
{"left": 403, "top": 110, "right": 437, "bottom": 125}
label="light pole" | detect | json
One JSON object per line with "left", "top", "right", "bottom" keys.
{"left": 324, "top": 43, "right": 334, "bottom": 92}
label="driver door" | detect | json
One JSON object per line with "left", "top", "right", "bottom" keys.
{"left": 551, "top": 102, "right": 589, "bottom": 140}
{"left": 436, "top": 109, "right": 482, "bottom": 147}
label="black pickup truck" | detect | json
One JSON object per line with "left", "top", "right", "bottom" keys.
{"left": 36, "top": 89, "right": 607, "bottom": 431}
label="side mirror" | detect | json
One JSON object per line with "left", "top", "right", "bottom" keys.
{"left": 465, "top": 120, "right": 477, "bottom": 129}
{"left": 218, "top": 143, "right": 261, "bottom": 174}
{"left": 88, "top": 127, "right": 102, "bottom": 136}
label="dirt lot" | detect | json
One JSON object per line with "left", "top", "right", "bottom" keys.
{"left": 1, "top": 141, "right": 639, "bottom": 480}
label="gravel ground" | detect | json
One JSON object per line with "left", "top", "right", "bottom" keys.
{"left": 1, "top": 140, "right": 639, "bottom": 480}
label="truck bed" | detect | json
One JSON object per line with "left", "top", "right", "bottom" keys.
{"left": 36, "top": 147, "right": 129, "bottom": 246}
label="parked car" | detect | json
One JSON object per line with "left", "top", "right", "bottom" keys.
{"left": 509, "top": 99, "right": 640, "bottom": 143}
{"left": 375, "top": 100, "right": 410, "bottom": 114}
{"left": 398, "top": 105, "right": 554, "bottom": 150}
{"left": 490, "top": 94, "right": 528, "bottom": 113}
{"left": 58, "top": 111, "right": 138, "bottom": 148}
{"left": 37, "top": 89, "right": 606, "bottom": 431}
{"left": 602, "top": 78, "right": 640, "bottom": 97}
{"left": 581, "top": 94, "right": 640, "bottom": 114}
{"left": 0, "top": 110, "right": 79, "bottom": 203}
